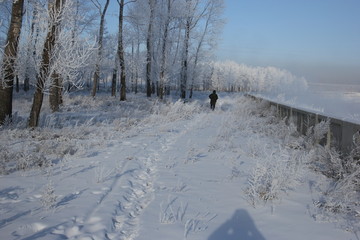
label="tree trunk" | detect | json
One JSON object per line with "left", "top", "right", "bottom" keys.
{"left": 189, "top": 0, "right": 213, "bottom": 98}
{"left": 131, "top": 40, "right": 134, "bottom": 93}
{"left": 15, "top": 76, "right": 19, "bottom": 93}
{"left": 159, "top": 0, "right": 172, "bottom": 100}
{"left": 91, "top": 0, "right": 110, "bottom": 97}
{"left": 0, "top": 0, "right": 25, "bottom": 124}
{"left": 180, "top": 18, "right": 190, "bottom": 99}
{"left": 24, "top": 5, "right": 38, "bottom": 92}
{"left": 146, "top": 0, "right": 155, "bottom": 97}
{"left": 29, "top": 0, "right": 65, "bottom": 127}
{"left": 135, "top": 33, "right": 140, "bottom": 94}
{"left": 118, "top": 0, "right": 126, "bottom": 101}
{"left": 111, "top": 68, "right": 117, "bottom": 96}
{"left": 49, "top": 71, "right": 62, "bottom": 112}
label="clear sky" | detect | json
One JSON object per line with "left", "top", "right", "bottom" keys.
{"left": 216, "top": 0, "right": 360, "bottom": 84}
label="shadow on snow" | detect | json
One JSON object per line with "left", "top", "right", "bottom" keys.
{"left": 208, "top": 209, "right": 266, "bottom": 240}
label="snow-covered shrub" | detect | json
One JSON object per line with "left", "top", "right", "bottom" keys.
{"left": 16, "top": 153, "right": 49, "bottom": 171}
{"left": 150, "top": 99, "right": 202, "bottom": 124}
{"left": 40, "top": 180, "right": 57, "bottom": 210}
{"left": 245, "top": 147, "right": 303, "bottom": 208}
{"left": 0, "top": 146, "right": 10, "bottom": 175}
{"left": 303, "top": 119, "right": 330, "bottom": 149}
{"left": 307, "top": 147, "right": 345, "bottom": 180}
{"left": 0, "top": 144, "right": 49, "bottom": 174}
{"left": 311, "top": 139, "right": 360, "bottom": 232}
{"left": 245, "top": 136, "right": 266, "bottom": 158}
{"left": 94, "top": 164, "right": 114, "bottom": 183}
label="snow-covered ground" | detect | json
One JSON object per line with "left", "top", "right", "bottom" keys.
{"left": 0, "top": 91, "right": 358, "bottom": 240}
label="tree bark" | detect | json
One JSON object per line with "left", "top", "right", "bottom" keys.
{"left": 0, "top": 0, "right": 25, "bottom": 124}
{"left": 49, "top": 71, "right": 62, "bottom": 112}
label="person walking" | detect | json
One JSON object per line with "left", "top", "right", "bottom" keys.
{"left": 209, "top": 90, "right": 218, "bottom": 111}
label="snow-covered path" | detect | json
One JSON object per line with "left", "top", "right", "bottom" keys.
{"left": 0, "top": 95, "right": 356, "bottom": 240}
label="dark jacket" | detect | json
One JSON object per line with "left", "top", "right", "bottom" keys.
{"left": 209, "top": 92, "right": 218, "bottom": 103}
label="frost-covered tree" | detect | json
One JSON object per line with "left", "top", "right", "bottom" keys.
{"left": 158, "top": 0, "right": 172, "bottom": 99}
{"left": 189, "top": 0, "right": 225, "bottom": 97}
{"left": 126, "top": 1, "right": 147, "bottom": 94}
{"left": 91, "top": 0, "right": 110, "bottom": 97}
{"left": 126, "top": 0, "right": 224, "bottom": 98}
{"left": 145, "top": 0, "right": 155, "bottom": 97}
{"left": 208, "top": 61, "right": 307, "bottom": 93}
{"left": 116, "top": 0, "right": 127, "bottom": 101}
{"left": 28, "top": 0, "right": 95, "bottom": 127}
{"left": 0, "top": 0, "right": 25, "bottom": 124}
{"left": 28, "top": 0, "right": 66, "bottom": 127}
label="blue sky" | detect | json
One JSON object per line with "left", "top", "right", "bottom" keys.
{"left": 105, "top": 0, "right": 360, "bottom": 84}
{"left": 217, "top": 0, "right": 360, "bottom": 84}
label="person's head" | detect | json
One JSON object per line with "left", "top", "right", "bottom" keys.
{"left": 213, "top": 90, "right": 216, "bottom": 94}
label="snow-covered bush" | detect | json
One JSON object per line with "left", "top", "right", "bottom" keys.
{"left": 245, "top": 147, "right": 303, "bottom": 209}
{"left": 302, "top": 119, "right": 330, "bottom": 149}
{"left": 310, "top": 139, "right": 360, "bottom": 232}
{"left": 40, "top": 180, "right": 57, "bottom": 210}
{"left": 248, "top": 95, "right": 360, "bottom": 230}
{"left": 94, "top": 164, "right": 114, "bottom": 183}
{"left": 149, "top": 99, "right": 202, "bottom": 123}
{"left": 0, "top": 144, "right": 50, "bottom": 174}
{"left": 307, "top": 147, "right": 345, "bottom": 180}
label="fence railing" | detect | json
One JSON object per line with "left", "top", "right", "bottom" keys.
{"left": 247, "top": 94, "right": 360, "bottom": 155}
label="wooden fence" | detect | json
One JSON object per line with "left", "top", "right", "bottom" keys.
{"left": 248, "top": 94, "right": 360, "bottom": 155}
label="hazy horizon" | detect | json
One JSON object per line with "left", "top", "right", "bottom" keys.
{"left": 216, "top": 0, "right": 360, "bottom": 85}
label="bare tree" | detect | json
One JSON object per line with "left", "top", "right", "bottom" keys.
{"left": 28, "top": 0, "right": 66, "bottom": 127}
{"left": 0, "top": 0, "right": 25, "bottom": 124}
{"left": 146, "top": 0, "right": 155, "bottom": 97}
{"left": 91, "top": 0, "right": 110, "bottom": 97}
{"left": 49, "top": 1, "right": 66, "bottom": 112}
{"left": 180, "top": 0, "right": 192, "bottom": 99}
{"left": 158, "top": 0, "right": 173, "bottom": 99}
{"left": 102, "top": 0, "right": 225, "bottom": 98}
{"left": 23, "top": 2, "right": 38, "bottom": 92}
{"left": 117, "top": 0, "right": 126, "bottom": 101}
{"left": 189, "top": 0, "right": 224, "bottom": 98}
{"left": 127, "top": 1, "right": 146, "bottom": 94}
